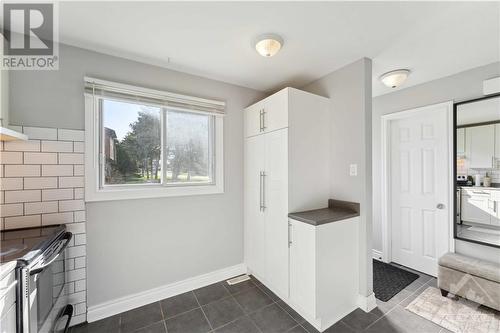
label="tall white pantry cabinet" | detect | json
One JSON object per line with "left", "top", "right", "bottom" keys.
{"left": 244, "top": 88, "right": 332, "bottom": 314}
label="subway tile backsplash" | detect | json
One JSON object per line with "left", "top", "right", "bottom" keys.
{"left": 468, "top": 168, "right": 500, "bottom": 183}
{"left": 0, "top": 126, "right": 87, "bottom": 325}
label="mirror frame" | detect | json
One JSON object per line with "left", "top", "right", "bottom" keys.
{"left": 453, "top": 92, "right": 500, "bottom": 249}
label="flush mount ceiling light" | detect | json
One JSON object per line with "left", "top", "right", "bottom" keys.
{"left": 255, "top": 34, "right": 283, "bottom": 57}
{"left": 380, "top": 69, "right": 411, "bottom": 88}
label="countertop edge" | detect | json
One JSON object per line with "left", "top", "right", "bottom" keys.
{"left": 288, "top": 211, "right": 360, "bottom": 226}
{"left": 288, "top": 199, "right": 361, "bottom": 226}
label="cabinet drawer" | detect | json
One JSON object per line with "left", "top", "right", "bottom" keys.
{"left": 461, "top": 189, "right": 491, "bottom": 197}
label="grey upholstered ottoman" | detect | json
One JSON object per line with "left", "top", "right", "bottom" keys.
{"left": 438, "top": 252, "right": 500, "bottom": 311}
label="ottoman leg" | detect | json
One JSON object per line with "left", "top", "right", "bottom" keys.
{"left": 440, "top": 289, "right": 449, "bottom": 297}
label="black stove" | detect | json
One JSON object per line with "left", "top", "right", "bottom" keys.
{"left": 0, "top": 225, "right": 66, "bottom": 265}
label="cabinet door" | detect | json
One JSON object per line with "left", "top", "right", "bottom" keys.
{"left": 461, "top": 191, "right": 491, "bottom": 225}
{"left": 289, "top": 219, "right": 316, "bottom": 319}
{"left": 262, "top": 89, "right": 288, "bottom": 134}
{"left": 244, "top": 135, "right": 266, "bottom": 278}
{"left": 489, "top": 190, "right": 500, "bottom": 226}
{"left": 466, "top": 125, "right": 495, "bottom": 169}
{"left": 456, "top": 128, "right": 465, "bottom": 155}
{"left": 495, "top": 124, "right": 500, "bottom": 163}
{"left": 264, "top": 128, "right": 289, "bottom": 298}
{"left": 245, "top": 102, "right": 264, "bottom": 138}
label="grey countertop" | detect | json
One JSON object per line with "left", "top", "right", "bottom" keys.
{"left": 288, "top": 199, "right": 360, "bottom": 226}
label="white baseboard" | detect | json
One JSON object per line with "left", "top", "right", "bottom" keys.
{"left": 87, "top": 263, "right": 247, "bottom": 323}
{"left": 372, "top": 249, "right": 383, "bottom": 261}
{"left": 357, "top": 293, "right": 377, "bottom": 312}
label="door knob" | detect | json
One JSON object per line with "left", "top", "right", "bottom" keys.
{"left": 436, "top": 203, "right": 445, "bottom": 209}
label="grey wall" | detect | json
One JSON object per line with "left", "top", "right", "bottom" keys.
{"left": 10, "top": 44, "right": 264, "bottom": 306}
{"left": 302, "top": 58, "right": 374, "bottom": 298}
{"left": 372, "top": 61, "right": 500, "bottom": 264}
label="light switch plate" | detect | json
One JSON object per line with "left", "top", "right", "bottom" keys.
{"left": 350, "top": 164, "right": 358, "bottom": 176}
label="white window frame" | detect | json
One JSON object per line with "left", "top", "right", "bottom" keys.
{"left": 84, "top": 78, "right": 224, "bottom": 202}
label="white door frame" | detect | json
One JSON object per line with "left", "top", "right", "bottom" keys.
{"left": 380, "top": 101, "right": 455, "bottom": 264}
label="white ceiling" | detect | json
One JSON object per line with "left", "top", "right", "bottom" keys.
{"left": 56, "top": 1, "right": 500, "bottom": 95}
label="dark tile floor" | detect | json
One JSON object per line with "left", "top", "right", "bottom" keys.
{"left": 71, "top": 265, "right": 451, "bottom": 333}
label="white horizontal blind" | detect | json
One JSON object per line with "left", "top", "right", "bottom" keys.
{"left": 84, "top": 77, "right": 226, "bottom": 116}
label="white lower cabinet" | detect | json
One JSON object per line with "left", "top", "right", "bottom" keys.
{"left": 461, "top": 188, "right": 500, "bottom": 226}
{"left": 0, "top": 267, "right": 17, "bottom": 333}
{"left": 288, "top": 217, "right": 359, "bottom": 331}
{"left": 288, "top": 219, "right": 316, "bottom": 319}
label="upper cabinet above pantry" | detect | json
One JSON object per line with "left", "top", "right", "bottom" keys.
{"left": 244, "top": 88, "right": 289, "bottom": 137}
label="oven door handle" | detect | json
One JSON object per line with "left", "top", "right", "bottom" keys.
{"left": 30, "top": 232, "right": 72, "bottom": 275}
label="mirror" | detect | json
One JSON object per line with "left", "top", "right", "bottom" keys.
{"left": 455, "top": 94, "right": 500, "bottom": 248}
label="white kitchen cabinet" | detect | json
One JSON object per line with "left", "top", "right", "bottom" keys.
{"left": 456, "top": 128, "right": 465, "bottom": 155}
{"left": 288, "top": 217, "right": 359, "bottom": 331}
{"left": 495, "top": 124, "right": 500, "bottom": 161}
{"left": 244, "top": 87, "right": 330, "bottom": 301}
{"left": 244, "top": 89, "right": 288, "bottom": 138}
{"left": 263, "top": 129, "right": 289, "bottom": 298}
{"left": 244, "top": 134, "right": 266, "bottom": 279}
{"left": 0, "top": 265, "right": 16, "bottom": 333}
{"left": 288, "top": 219, "right": 316, "bottom": 319}
{"left": 244, "top": 129, "right": 289, "bottom": 298}
{"left": 489, "top": 189, "right": 500, "bottom": 226}
{"left": 244, "top": 101, "right": 265, "bottom": 138}
{"left": 465, "top": 125, "right": 495, "bottom": 169}
{"left": 461, "top": 189, "right": 492, "bottom": 225}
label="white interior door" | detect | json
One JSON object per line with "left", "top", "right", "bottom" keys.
{"left": 244, "top": 134, "right": 266, "bottom": 279}
{"left": 390, "top": 103, "right": 450, "bottom": 276}
{"left": 264, "top": 128, "right": 289, "bottom": 298}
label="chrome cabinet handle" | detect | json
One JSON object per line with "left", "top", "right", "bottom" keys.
{"left": 262, "top": 109, "right": 266, "bottom": 131}
{"left": 261, "top": 171, "right": 266, "bottom": 211}
{"left": 259, "top": 172, "right": 263, "bottom": 211}
{"left": 436, "top": 203, "right": 445, "bottom": 209}
{"left": 288, "top": 221, "right": 292, "bottom": 247}
{"left": 259, "top": 109, "right": 263, "bottom": 132}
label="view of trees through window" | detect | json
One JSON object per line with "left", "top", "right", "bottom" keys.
{"left": 102, "top": 99, "right": 212, "bottom": 186}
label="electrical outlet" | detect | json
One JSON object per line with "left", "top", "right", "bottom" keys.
{"left": 349, "top": 164, "right": 357, "bottom": 176}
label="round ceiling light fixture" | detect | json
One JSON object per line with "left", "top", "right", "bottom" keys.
{"left": 255, "top": 34, "right": 284, "bottom": 57}
{"left": 380, "top": 69, "right": 411, "bottom": 88}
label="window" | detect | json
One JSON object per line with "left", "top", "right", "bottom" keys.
{"left": 85, "top": 78, "right": 224, "bottom": 201}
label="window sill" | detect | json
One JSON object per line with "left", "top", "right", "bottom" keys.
{"left": 85, "top": 183, "right": 224, "bottom": 202}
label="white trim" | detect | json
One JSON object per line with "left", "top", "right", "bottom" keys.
{"left": 357, "top": 293, "right": 377, "bottom": 312}
{"left": 84, "top": 76, "right": 225, "bottom": 110}
{"left": 84, "top": 93, "right": 224, "bottom": 202}
{"left": 372, "top": 249, "right": 383, "bottom": 261}
{"left": 380, "top": 101, "right": 454, "bottom": 265}
{"left": 87, "top": 263, "right": 246, "bottom": 323}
